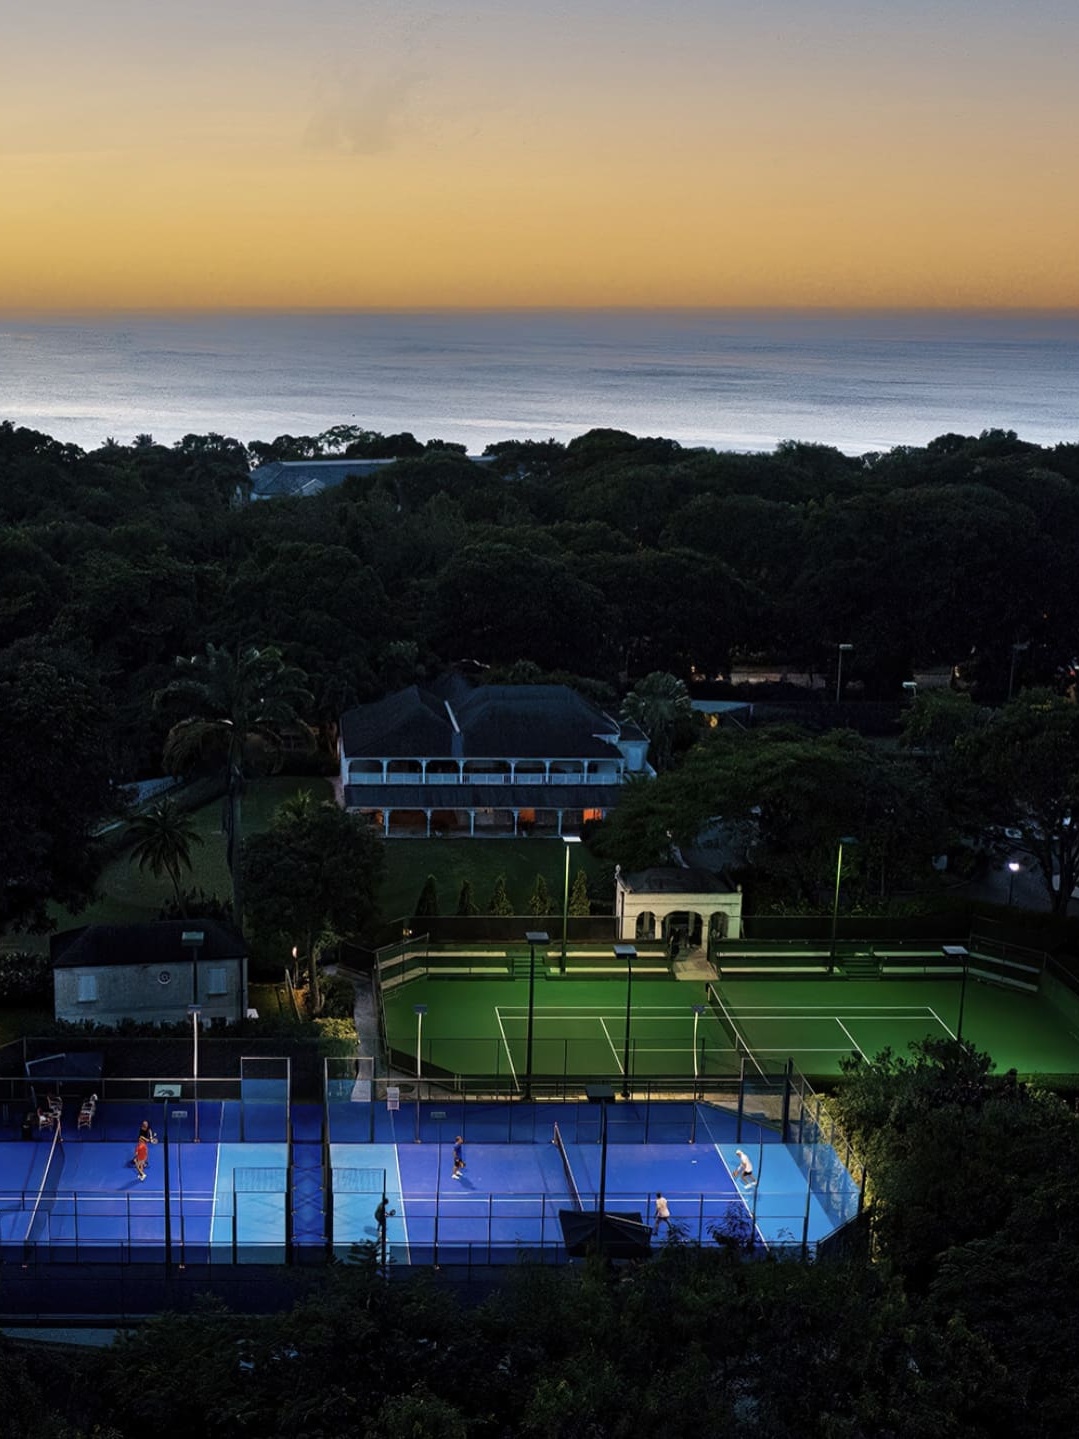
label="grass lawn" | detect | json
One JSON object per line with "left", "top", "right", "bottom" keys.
{"left": 48, "top": 776, "right": 336, "bottom": 931}
{"left": 380, "top": 839, "right": 611, "bottom": 922}
{"left": 40, "top": 785, "right": 609, "bottom": 944}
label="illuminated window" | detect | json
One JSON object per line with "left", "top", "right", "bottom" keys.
{"left": 583, "top": 808, "right": 604, "bottom": 823}
{"left": 77, "top": 974, "right": 97, "bottom": 1003}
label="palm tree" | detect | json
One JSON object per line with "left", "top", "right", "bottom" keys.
{"left": 155, "top": 643, "right": 312, "bottom": 925}
{"left": 128, "top": 798, "right": 204, "bottom": 916}
{"left": 620, "top": 671, "right": 693, "bottom": 772}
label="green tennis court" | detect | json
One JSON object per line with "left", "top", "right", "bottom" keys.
{"left": 383, "top": 972, "right": 1079, "bottom": 1085}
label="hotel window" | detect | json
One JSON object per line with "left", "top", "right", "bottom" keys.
{"left": 206, "top": 966, "right": 228, "bottom": 996}
{"left": 77, "top": 974, "right": 98, "bottom": 1003}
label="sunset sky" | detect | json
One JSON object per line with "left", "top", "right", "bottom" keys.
{"left": 3, "top": 0, "right": 1077, "bottom": 311}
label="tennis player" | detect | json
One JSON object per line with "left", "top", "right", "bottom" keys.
{"left": 452, "top": 1136, "right": 466, "bottom": 1179}
{"left": 137, "top": 1119, "right": 157, "bottom": 1146}
{"left": 133, "top": 1137, "right": 149, "bottom": 1181}
{"left": 733, "top": 1150, "right": 755, "bottom": 1187}
{"left": 653, "top": 1192, "right": 672, "bottom": 1235}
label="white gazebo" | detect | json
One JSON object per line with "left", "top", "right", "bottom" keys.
{"left": 615, "top": 866, "right": 742, "bottom": 948}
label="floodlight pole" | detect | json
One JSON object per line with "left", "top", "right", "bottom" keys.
{"left": 561, "top": 835, "right": 581, "bottom": 973}
{"left": 413, "top": 1005, "right": 427, "bottom": 1143}
{"left": 691, "top": 1005, "right": 706, "bottom": 1143}
{"left": 161, "top": 1095, "right": 173, "bottom": 1273}
{"left": 835, "top": 643, "right": 853, "bottom": 703}
{"left": 187, "top": 1005, "right": 201, "bottom": 1143}
{"left": 615, "top": 944, "right": 637, "bottom": 1098}
{"left": 943, "top": 946, "right": 970, "bottom": 1042}
{"left": 829, "top": 838, "right": 857, "bottom": 975}
{"left": 524, "top": 931, "right": 549, "bottom": 1101}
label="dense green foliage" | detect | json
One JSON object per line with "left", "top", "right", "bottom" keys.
{"left": 3, "top": 419, "right": 1079, "bottom": 929}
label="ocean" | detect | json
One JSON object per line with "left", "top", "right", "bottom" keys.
{"left": 0, "top": 309, "right": 1076, "bottom": 456}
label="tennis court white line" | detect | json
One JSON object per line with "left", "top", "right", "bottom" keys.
{"left": 598, "top": 1016, "right": 624, "bottom": 1072}
{"left": 494, "top": 1007, "right": 520, "bottom": 1091}
{"left": 696, "top": 1106, "right": 769, "bottom": 1252}
{"left": 210, "top": 1134, "right": 223, "bottom": 1246}
{"left": 928, "top": 1006, "right": 958, "bottom": 1040}
{"left": 392, "top": 1144, "right": 411, "bottom": 1264}
{"left": 834, "top": 1018, "right": 865, "bottom": 1059}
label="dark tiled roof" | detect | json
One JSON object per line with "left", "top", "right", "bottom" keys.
{"left": 454, "top": 685, "right": 619, "bottom": 759}
{"left": 340, "top": 685, "right": 456, "bottom": 758}
{"left": 340, "top": 682, "right": 634, "bottom": 762}
{"left": 51, "top": 920, "right": 245, "bottom": 970}
{"left": 344, "top": 783, "right": 622, "bottom": 810}
{"left": 619, "top": 867, "right": 734, "bottom": 895}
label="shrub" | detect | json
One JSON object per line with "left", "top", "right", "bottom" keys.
{"left": 0, "top": 952, "right": 53, "bottom": 1004}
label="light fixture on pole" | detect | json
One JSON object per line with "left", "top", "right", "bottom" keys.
{"left": 413, "top": 1004, "right": 427, "bottom": 1143}
{"left": 560, "top": 834, "right": 582, "bottom": 973}
{"left": 1007, "top": 860, "right": 1021, "bottom": 907}
{"left": 523, "top": 931, "right": 549, "bottom": 1101}
{"left": 902, "top": 680, "right": 918, "bottom": 700}
{"left": 943, "top": 946, "right": 970, "bottom": 1042}
{"left": 829, "top": 837, "right": 858, "bottom": 975}
{"left": 835, "top": 643, "right": 853, "bottom": 703}
{"left": 614, "top": 944, "right": 637, "bottom": 1098}
{"left": 186, "top": 1004, "right": 202, "bottom": 1143}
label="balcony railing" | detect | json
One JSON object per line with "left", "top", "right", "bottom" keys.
{"left": 350, "top": 769, "right": 623, "bottom": 787}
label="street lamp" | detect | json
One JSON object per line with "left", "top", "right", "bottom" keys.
{"left": 560, "top": 834, "right": 581, "bottom": 973}
{"left": 835, "top": 643, "right": 853, "bottom": 703}
{"left": 829, "top": 837, "right": 858, "bottom": 975}
{"left": 943, "top": 946, "right": 970, "bottom": 1042}
{"left": 523, "top": 931, "right": 549, "bottom": 1100}
{"left": 413, "top": 1004, "right": 427, "bottom": 1143}
{"left": 187, "top": 1005, "right": 202, "bottom": 1143}
{"left": 615, "top": 944, "right": 637, "bottom": 1098}
{"left": 1007, "top": 860, "right": 1021, "bottom": 907}
{"left": 902, "top": 681, "right": 918, "bottom": 700}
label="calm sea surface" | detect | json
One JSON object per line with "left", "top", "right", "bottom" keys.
{"left": 0, "top": 309, "right": 1076, "bottom": 455}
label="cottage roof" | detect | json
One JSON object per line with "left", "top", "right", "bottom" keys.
{"left": 51, "top": 920, "right": 245, "bottom": 970}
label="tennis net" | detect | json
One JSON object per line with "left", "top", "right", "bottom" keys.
{"left": 25, "top": 1119, "right": 64, "bottom": 1244}
{"left": 552, "top": 1122, "right": 583, "bottom": 1212}
{"left": 707, "top": 984, "right": 766, "bottom": 1078}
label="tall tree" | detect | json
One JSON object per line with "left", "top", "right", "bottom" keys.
{"left": 127, "top": 798, "right": 204, "bottom": 917}
{"left": 620, "top": 671, "right": 693, "bottom": 772}
{"left": 959, "top": 688, "right": 1079, "bottom": 912}
{"left": 155, "top": 644, "right": 312, "bottom": 926}
{"left": 243, "top": 800, "right": 384, "bottom": 1014}
{"left": 568, "top": 869, "right": 591, "bottom": 916}
{"left": 487, "top": 875, "right": 514, "bottom": 916}
{"left": 0, "top": 645, "right": 118, "bottom": 932}
{"left": 528, "top": 874, "right": 551, "bottom": 916}
{"left": 414, "top": 875, "right": 440, "bottom": 918}
{"left": 455, "top": 879, "right": 479, "bottom": 916}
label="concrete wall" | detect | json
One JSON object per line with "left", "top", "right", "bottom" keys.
{"left": 54, "top": 958, "right": 244, "bottom": 1027}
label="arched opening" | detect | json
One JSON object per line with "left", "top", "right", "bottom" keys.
{"left": 635, "top": 910, "right": 656, "bottom": 940}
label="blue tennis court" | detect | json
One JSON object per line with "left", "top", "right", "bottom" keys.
{"left": 326, "top": 1102, "right": 856, "bottom": 1263}
{"left": 0, "top": 1100, "right": 291, "bottom": 1262}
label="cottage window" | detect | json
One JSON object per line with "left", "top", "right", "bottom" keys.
{"left": 206, "top": 966, "right": 228, "bottom": 996}
{"left": 77, "top": 974, "right": 98, "bottom": 1003}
